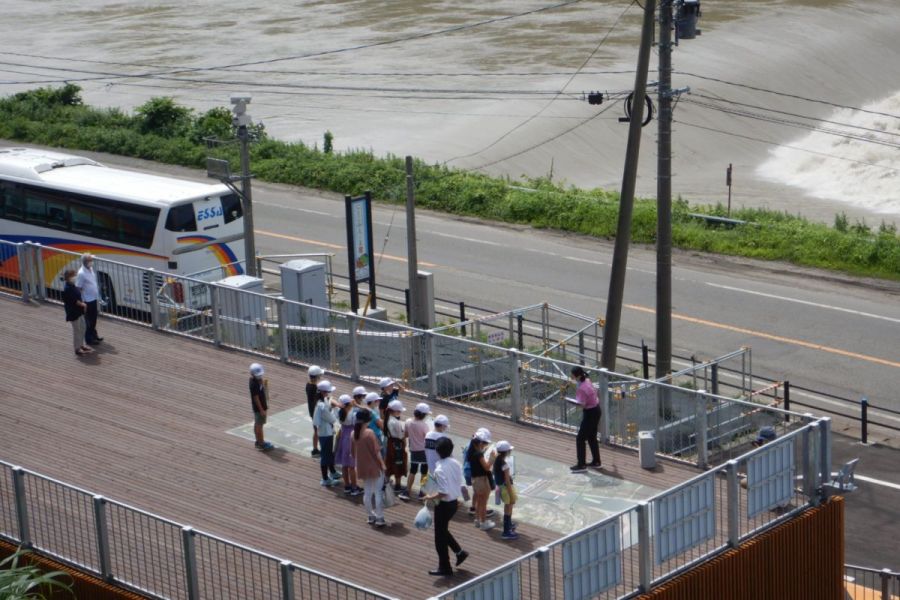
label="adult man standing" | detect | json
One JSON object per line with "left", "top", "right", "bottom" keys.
{"left": 75, "top": 253, "right": 102, "bottom": 344}
{"left": 570, "top": 366, "right": 601, "bottom": 472}
{"left": 249, "top": 363, "right": 274, "bottom": 451}
{"left": 424, "top": 437, "right": 469, "bottom": 577}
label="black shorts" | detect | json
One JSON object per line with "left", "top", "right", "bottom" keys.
{"left": 409, "top": 450, "right": 428, "bottom": 474}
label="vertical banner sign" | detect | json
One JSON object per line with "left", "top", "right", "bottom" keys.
{"left": 344, "top": 192, "right": 377, "bottom": 313}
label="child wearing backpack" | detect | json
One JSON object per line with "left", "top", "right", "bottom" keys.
{"left": 492, "top": 441, "right": 518, "bottom": 540}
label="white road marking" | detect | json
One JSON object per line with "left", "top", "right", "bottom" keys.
{"left": 428, "top": 231, "right": 503, "bottom": 246}
{"left": 855, "top": 474, "right": 900, "bottom": 491}
{"left": 255, "top": 201, "right": 333, "bottom": 217}
{"left": 705, "top": 283, "right": 900, "bottom": 324}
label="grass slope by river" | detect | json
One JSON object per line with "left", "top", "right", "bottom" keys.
{"left": 1, "top": 85, "right": 898, "bottom": 280}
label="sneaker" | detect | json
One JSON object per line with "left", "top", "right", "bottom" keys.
{"left": 455, "top": 550, "right": 469, "bottom": 567}
{"left": 320, "top": 479, "right": 333, "bottom": 487}
{"left": 588, "top": 461, "right": 602, "bottom": 468}
{"left": 473, "top": 520, "right": 481, "bottom": 528}
{"left": 428, "top": 568, "right": 452, "bottom": 576}
{"left": 501, "top": 531, "right": 520, "bottom": 540}
{"left": 468, "top": 506, "right": 477, "bottom": 514}
{"left": 374, "top": 518, "right": 386, "bottom": 528}
{"left": 417, "top": 491, "right": 426, "bottom": 500}
{"left": 330, "top": 473, "right": 342, "bottom": 483}
{"left": 479, "top": 520, "right": 496, "bottom": 531}
{"left": 259, "top": 442, "right": 274, "bottom": 451}
{"left": 570, "top": 464, "right": 588, "bottom": 473}
{"left": 311, "top": 449, "right": 320, "bottom": 457}
{"left": 485, "top": 509, "right": 495, "bottom": 517}
{"left": 343, "top": 486, "right": 353, "bottom": 495}
{"left": 350, "top": 487, "right": 364, "bottom": 497}
{"left": 367, "top": 516, "right": 376, "bottom": 525}
{"left": 398, "top": 490, "right": 410, "bottom": 501}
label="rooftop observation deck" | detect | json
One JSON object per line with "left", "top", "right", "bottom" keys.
{"left": 0, "top": 296, "right": 701, "bottom": 599}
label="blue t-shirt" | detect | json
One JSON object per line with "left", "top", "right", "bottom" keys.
{"left": 368, "top": 411, "right": 384, "bottom": 445}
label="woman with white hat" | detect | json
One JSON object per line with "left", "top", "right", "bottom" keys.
{"left": 383, "top": 399, "right": 408, "bottom": 497}
{"left": 378, "top": 377, "right": 402, "bottom": 421}
{"left": 313, "top": 380, "right": 340, "bottom": 486}
{"left": 466, "top": 428, "right": 496, "bottom": 530}
{"left": 306, "top": 365, "right": 324, "bottom": 457}
{"left": 403, "top": 402, "right": 432, "bottom": 501}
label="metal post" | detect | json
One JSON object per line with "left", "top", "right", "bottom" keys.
{"left": 459, "top": 302, "right": 467, "bottom": 337}
{"left": 641, "top": 340, "right": 650, "bottom": 380}
{"left": 819, "top": 417, "right": 832, "bottom": 493}
{"left": 93, "top": 495, "right": 112, "bottom": 580}
{"left": 517, "top": 313, "right": 524, "bottom": 351}
{"left": 474, "top": 321, "right": 483, "bottom": 398}
{"left": 861, "top": 397, "right": 869, "bottom": 444}
{"left": 695, "top": 390, "right": 708, "bottom": 469}
{"left": 711, "top": 363, "right": 719, "bottom": 396}
{"left": 880, "top": 569, "right": 891, "bottom": 600}
{"left": 280, "top": 561, "right": 295, "bottom": 600}
{"left": 12, "top": 467, "right": 30, "bottom": 545}
{"left": 637, "top": 502, "right": 652, "bottom": 592}
{"left": 803, "top": 423, "right": 818, "bottom": 506}
{"left": 405, "top": 156, "right": 420, "bottom": 328}
{"left": 17, "top": 243, "right": 30, "bottom": 302}
{"left": 348, "top": 314, "right": 360, "bottom": 381}
{"left": 656, "top": 0, "right": 674, "bottom": 379}
{"left": 601, "top": 0, "right": 656, "bottom": 372}
{"left": 536, "top": 546, "right": 552, "bottom": 600}
{"left": 277, "top": 297, "right": 288, "bottom": 362}
{"left": 508, "top": 313, "right": 514, "bottom": 347}
{"left": 404, "top": 288, "right": 411, "bottom": 324}
{"left": 34, "top": 243, "right": 46, "bottom": 300}
{"left": 509, "top": 349, "right": 521, "bottom": 423}
{"left": 328, "top": 327, "right": 337, "bottom": 372}
{"left": 726, "top": 461, "right": 740, "bottom": 546}
{"left": 726, "top": 163, "right": 733, "bottom": 217}
{"left": 426, "top": 332, "right": 438, "bottom": 400}
{"left": 541, "top": 303, "right": 549, "bottom": 350}
{"left": 237, "top": 123, "right": 257, "bottom": 277}
{"left": 783, "top": 380, "right": 791, "bottom": 421}
{"left": 148, "top": 268, "right": 161, "bottom": 330}
{"left": 599, "top": 368, "right": 610, "bottom": 443}
{"left": 181, "top": 526, "right": 199, "bottom": 600}
{"left": 578, "top": 331, "right": 585, "bottom": 365}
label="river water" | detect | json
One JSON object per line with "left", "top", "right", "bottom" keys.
{"left": 2, "top": 0, "right": 899, "bottom": 224}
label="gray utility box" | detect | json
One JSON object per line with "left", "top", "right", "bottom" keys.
{"left": 412, "top": 270, "right": 435, "bottom": 329}
{"left": 639, "top": 430, "right": 657, "bottom": 470}
{"left": 216, "top": 275, "right": 267, "bottom": 349}
{"left": 280, "top": 259, "right": 328, "bottom": 328}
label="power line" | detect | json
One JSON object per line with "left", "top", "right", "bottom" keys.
{"left": 673, "top": 118, "right": 900, "bottom": 174}
{"left": 675, "top": 71, "right": 900, "bottom": 121}
{"left": 444, "top": 0, "right": 637, "bottom": 165}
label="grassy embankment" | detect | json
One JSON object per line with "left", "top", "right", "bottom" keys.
{"left": 1, "top": 85, "right": 898, "bottom": 280}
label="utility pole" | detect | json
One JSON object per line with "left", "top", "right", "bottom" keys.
{"left": 405, "top": 156, "right": 420, "bottom": 327}
{"left": 232, "top": 96, "right": 257, "bottom": 277}
{"left": 656, "top": 0, "right": 674, "bottom": 378}
{"left": 600, "top": 0, "right": 657, "bottom": 372}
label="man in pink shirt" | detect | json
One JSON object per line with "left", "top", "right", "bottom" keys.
{"left": 570, "top": 366, "right": 601, "bottom": 473}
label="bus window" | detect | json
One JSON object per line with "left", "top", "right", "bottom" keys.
{"left": 46, "top": 199, "right": 69, "bottom": 230}
{"left": 221, "top": 193, "right": 242, "bottom": 224}
{"left": 70, "top": 203, "right": 92, "bottom": 235}
{"left": 24, "top": 194, "right": 47, "bottom": 225}
{"left": 165, "top": 203, "right": 196, "bottom": 232}
{"left": 92, "top": 206, "right": 117, "bottom": 241}
{"left": 118, "top": 206, "right": 159, "bottom": 248}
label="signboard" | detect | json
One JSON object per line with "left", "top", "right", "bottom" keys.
{"left": 344, "top": 192, "right": 377, "bottom": 313}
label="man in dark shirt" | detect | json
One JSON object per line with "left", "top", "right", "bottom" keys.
{"left": 249, "top": 363, "right": 273, "bottom": 451}
{"left": 306, "top": 365, "right": 324, "bottom": 456}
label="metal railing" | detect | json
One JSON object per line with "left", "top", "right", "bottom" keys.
{"left": 433, "top": 417, "right": 832, "bottom": 600}
{"left": 844, "top": 565, "right": 900, "bottom": 600}
{"left": 0, "top": 461, "right": 395, "bottom": 600}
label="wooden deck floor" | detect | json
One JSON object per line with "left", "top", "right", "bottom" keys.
{"left": 0, "top": 296, "right": 698, "bottom": 600}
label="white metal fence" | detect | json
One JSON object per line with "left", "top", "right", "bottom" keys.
{"left": 844, "top": 565, "right": 900, "bottom": 600}
{"left": 432, "top": 417, "right": 832, "bottom": 600}
{"left": 0, "top": 461, "right": 395, "bottom": 600}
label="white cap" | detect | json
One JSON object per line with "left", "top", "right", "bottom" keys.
{"left": 387, "top": 399, "right": 406, "bottom": 413}
{"left": 496, "top": 440, "right": 513, "bottom": 452}
{"left": 308, "top": 365, "right": 324, "bottom": 377}
{"left": 317, "top": 380, "right": 335, "bottom": 393}
{"left": 379, "top": 377, "right": 395, "bottom": 389}
{"left": 249, "top": 363, "right": 264, "bottom": 377}
{"left": 338, "top": 394, "right": 352, "bottom": 405}
{"left": 434, "top": 414, "right": 449, "bottom": 427}
{"left": 352, "top": 386, "right": 367, "bottom": 397}
{"left": 474, "top": 428, "right": 491, "bottom": 443}
{"left": 415, "top": 402, "right": 431, "bottom": 414}
{"left": 364, "top": 392, "right": 381, "bottom": 404}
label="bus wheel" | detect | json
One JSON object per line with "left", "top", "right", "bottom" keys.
{"left": 98, "top": 273, "right": 118, "bottom": 314}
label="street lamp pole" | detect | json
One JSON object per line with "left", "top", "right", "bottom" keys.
{"left": 232, "top": 96, "right": 257, "bottom": 277}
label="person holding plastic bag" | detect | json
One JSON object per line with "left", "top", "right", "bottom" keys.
{"left": 352, "top": 408, "right": 387, "bottom": 528}
{"left": 423, "top": 437, "right": 469, "bottom": 576}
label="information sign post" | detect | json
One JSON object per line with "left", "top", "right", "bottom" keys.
{"left": 344, "top": 192, "right": 377, "bottom": 314}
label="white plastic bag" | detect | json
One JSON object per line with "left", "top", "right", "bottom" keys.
{"left": 383, "top": 485, "right": 396, "bottom": 508}
{"left": 414, "top": 505, "right": 433, "bottom": 530}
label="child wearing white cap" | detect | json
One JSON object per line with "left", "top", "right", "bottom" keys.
{"left": 312, "top": 380, "right": 340, "bottom": 486}
{"left": 334, "top": 395, "right": 362, "bottom": 496}
{"left": 363, "top": 392, "right": 385, "bottom": 450}
{"left": 492, "top": 441, "right": 518, "bottom": 540}
{"left": 306, "top": 366, "right": 324, "bottom": 457}
{"left": 378, "top": 377, "right": 402, "bottom": 422}
{"left": 424, "top": 415, "right": 450, "bottom": 476}
{"left": 249, "top": 363, "right": 274, "bottom": 451}
{"left": 384, "top": 399, "right": 408, "bottom": 495}
{"left": 403, "top": 402, "right": 432, "bottom": 501}
{"left": 466, "top": 428, "right": 497, "bottom": 530}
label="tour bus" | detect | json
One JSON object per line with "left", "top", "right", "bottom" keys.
{"left": 0, "top": 146, "right": 245, "bottom": 311}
